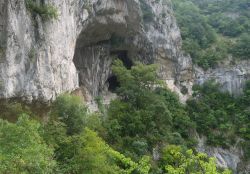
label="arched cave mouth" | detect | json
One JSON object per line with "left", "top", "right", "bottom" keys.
{"left": 73, "top": 37, "right": 133, "bottom": 95}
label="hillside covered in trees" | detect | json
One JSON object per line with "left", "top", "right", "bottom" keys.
{"left": 173, "top": 0, "right": 250, "bottom": 69}
{"left": 1, "top": 60, "right": 249, "bottom": 173}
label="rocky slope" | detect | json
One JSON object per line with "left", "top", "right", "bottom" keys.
{"left": 0, "top": 0, "right": 249, "bottom": 173}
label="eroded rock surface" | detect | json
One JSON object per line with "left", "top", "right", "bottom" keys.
{"left": 195, "top": 59, "right": 250, "bottom": 96}
{"left": 0, "top": 0, "right": 192, "bottom": 102}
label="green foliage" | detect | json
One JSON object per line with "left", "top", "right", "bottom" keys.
{"left": 173, "top": 0, "right": 250, "bottom": 69}
{"left": 25, "top": 0, "right": 58, "bottom": 20}
{"left": 43, "top": 93, "right": 151, "bottom": 174}
{"left": 160, "top": 145, "right": 232, "bottom": 174}
{"left": 0, "top": 101, "right": 33, "bottom": 121}
{"left": 50, "top": 94, "right": 88, "bottom": 135}
{"left": 0, "top": 114, "right": 56, "bottom": 173}
{"left": 0, "top": 63, "right": 241, "bottom": 173}
{"left": 191, "top": 0, "right": 250, "bottom": 37}
{"left": 173, "top": 1, "right": 216, "bottom": 49}
{"left": 231, "top": 33, "right": 250, "bottom": 59}
{"left": 187, "top": 81, "right": 250, "bottom": 157}
{"left": 56, "top": 128, "right": 119, "bottom": 174}
{"left": 105, "top": 60, "right": 195, "bottom": 159}
{"left": 172, "top": 0, "right": 219, "bottom": 69}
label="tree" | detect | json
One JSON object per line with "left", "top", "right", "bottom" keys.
{"left": 50, "top": 94, "right": 88, "bottom": 135}
{"left": 161, "top": 145, "right": 231, "bottom": 174}
{"left": 106, "top": 60, "right": 195, "bottom": 158}
{"left": 56, "top": 128, "right": 151, "bottom": 174}
{"left": 232, "top": 33, "right": 250, "bottom": 59}
{"left": 0, "top": 115, "right": 56, "bottom": 173}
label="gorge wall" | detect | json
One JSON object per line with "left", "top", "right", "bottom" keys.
{"left": 0, "top": 0, "right": 192, "bottom": 102}
{"left": 0, "top": 0, "right": 249, "bottom": 173}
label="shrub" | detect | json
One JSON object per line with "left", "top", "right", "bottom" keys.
{"left": 25, "top": 0, "right": 58, "bottom": 20}
{"left": 160, "top": 145, "right": 232, "bottom": 174}
{"left": 231, "top": 33, "right": 250, "bottom": 59}
{"left": 50, "top": 94, "right": 88, "bottom": 135}
{"left": 139, "top": 0, "right": 154, "bottom": 23}
{"left": 0, "top": 115, "right": 56, "bottom": 173}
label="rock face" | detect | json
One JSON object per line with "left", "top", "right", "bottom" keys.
{"left": 195, "top": 59, "right": 250, "bottom": 96}
{"left": 0, "top": 0, "right": 192, "bottom": 102}
{"left": 0, "top": 0, "right": 248, "bottom": 172}
{"left": 197, "top": 136, "right": 249, "bottom": 174}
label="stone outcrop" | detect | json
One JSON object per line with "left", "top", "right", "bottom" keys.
{"left": 195, "top": 58, "right": 250, "bottom": 96}
{"left": 0, "top": 0, "right": 192, "bottom": 102}
{"left": 197, "top": 136, "right": 249, "bottom": 174}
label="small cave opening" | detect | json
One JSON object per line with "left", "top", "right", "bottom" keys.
{"left": 107, "top": 75, "right": 120, "bottom": 92}
{"left": 111, "top": 50, "right": 133, "bottom": 69}
{"left": 106, "top": 50, "right": 133, "bottom": 92}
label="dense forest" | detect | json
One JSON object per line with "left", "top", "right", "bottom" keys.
{"left": 173, "top": 0, "right": 250, "bottom": 69}
{"left": 0, "top": 0, "right": 250, "bottom": 173}
{"left": 1, "top": 60, "right": 249, "bottom": 173}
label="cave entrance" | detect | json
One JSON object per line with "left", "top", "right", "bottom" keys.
{"left": 111, "top": 50, "right": 132, "bottom": 69}
{"left": 106, "top": 50, "right": 133, "bottom": 92}
{"left": 107, "top": 75, "right": 119, "bottom": 92}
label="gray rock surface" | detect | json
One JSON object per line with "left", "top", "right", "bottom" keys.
{"left": 0, "top": 0, "right": 192, "bottom": 102}
{"left": 197, "top": 136, "right": 239, "bottom": 173}
{"left": 195, "top": 59, "right": 250, "bottom": 96}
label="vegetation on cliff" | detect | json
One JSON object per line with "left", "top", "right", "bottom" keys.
{"left": 0, "top": 61, "right": 237, "bottom": 173}
{"left": 173, "top": 0, "right": 250, "bottom": 69}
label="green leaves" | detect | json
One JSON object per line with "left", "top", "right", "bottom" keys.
{"left": 231, "top": 33, "right": 250, "bottom": 60}
{"left": 25, "top": 0, "right": 58, "bottom": 20}
{"left": 50, "top": 94, "right": 88, "bottom": 135}
{"left": 161, "top": 145, "right": 232, "bottom": 174}
{"left": 106, "top": 60, "right": 196, "bottom": 159}
{"left": 187, "top": 81, "right": 250, "bottom": 158}
{"left": 0, "top": 115, "right": 56, "bottom": 173}
{"left": 173, "top": 0, "right": 250, "bottom": 69}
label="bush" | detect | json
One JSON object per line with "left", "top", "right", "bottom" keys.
{"left": 25, "top": 0, "right": 58, "bottom": 20}
{"left": 105, "top": 60, "right": 195, "bottom": 158}
{"left": 187, "top": 81, "right": 250, "bottom": 153}
{"left": 160, "top": 145, "right": 232, "bottom": 174}
{"left": 231, "top": 33, "right": 250, "bottom": 59}
{"left": 50, "top": 94, "right": 88, "bottom": 135}
{"left": 0, "top": 115, "right": 56, "bottom": 173}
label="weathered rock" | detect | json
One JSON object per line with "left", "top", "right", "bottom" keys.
{"left": 0, "top": 0, "right": 192, "bottom": 102}
{"left": 197, "top": 136, "right": 250, "bottom": 174}
{"left": 0, "top": 0, "right": 249, "bottom": 172}
{"left": 195, "top": 59, "right": 250, "bottom": 96}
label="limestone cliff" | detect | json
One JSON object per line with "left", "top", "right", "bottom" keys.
{"left": 0, "top": 0, "right": 192, "bottom": 102}
{"left": 0, "top": 0, "right": 249, "bottom": 173}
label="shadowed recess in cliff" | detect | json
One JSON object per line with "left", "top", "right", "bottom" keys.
{"left": 111, "top": 50, "right": 133, "bottom": 69}
{"left": 106, "top": 50, "right": 133, "bottom": 92}
{"left": 73, "top": 40, "right": 134, "bottom": 95}
{"left": 107, "top": 75, "right": 119, "bottom": 92}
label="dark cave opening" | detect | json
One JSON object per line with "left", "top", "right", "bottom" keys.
{"left": 107, "top": 75, "right": 120, "bottom": 92}
{"left": 106, "top": 50, "right": 133, "bottom": 92}
{"left": 111, "top": 50, "right": 133, "bottom": 69}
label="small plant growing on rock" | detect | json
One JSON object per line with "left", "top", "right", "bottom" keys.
{"left": 0, "top": 46, "right": 6, "bottom": 62}
{"left": 25, "top": 0, "right": 58, "bottom": 20}
{"left": 139, "top": 0, "right": 154, "bottom": 23}
{"left": 28, "top": 47, "right": 36, "bottom": 62}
